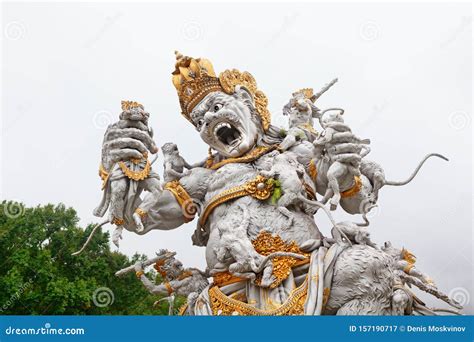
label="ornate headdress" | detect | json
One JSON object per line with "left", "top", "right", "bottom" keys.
{"left": 292, "top": 88, "right": 316, "bottom": 102}
{"left": 171, "top": 51, "right": 271, "bottom": 131}
{"left": 121, "top": 100, "right": 144, "bottom": 111}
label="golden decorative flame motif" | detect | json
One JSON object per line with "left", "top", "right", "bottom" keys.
{"left": 252, "top": 231, "right": 309, "bottom": 288}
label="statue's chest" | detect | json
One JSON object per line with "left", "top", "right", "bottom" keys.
{"left": 206, "top": 163, "right": 259, "bottom": 200}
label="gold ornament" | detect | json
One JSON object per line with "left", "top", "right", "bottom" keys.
{"left": 308, "top": 159, "right": 318, "bottom": 182}
{"left": 135, "top": 270, "right": 144, "bottom": 278}
{"left": 121, "top": 100, "right": 144, "bottom": 111}
{"left": 164, "top": 282, "right": 173, "bottom": 295}
{"left": 252, "top": 231, "right": 309, "bottom": 288}
{"left": 199, "top": 175, "right": 274, "bottom": 226}
{"left": 340, "top": 176, "right": 362, "bottom": 198}
{"left": 171, "top": 51, "right": 271, "bottom": 131}
{"left": 98, "top": 164, "right": 110, "bottom": 190}
{"left": 134, "top": 208, "right": 147, "bottom": 219}
{"left": 292, "top": 88, "right": 316, "bottom": 102}
{"left": 207, "top": 145, "right": 277, "bottom": 170}
{"left": 112, "top": 217, "right": 124, "bottom": 226}
{"left": 402, "top": 248, "right": 417, "bottom": 274}
{"left": 322, "top": 287, "right": 331, "bottom": 309}
{"left": 213, "top": 272, "right": 245, "bottom": 287}
{"left": 178, "top": 303, "right": 188, "bottom": 316}
{"left": 164, "top": 180, "right": 195, "bottom": 222}
{"left": 118, "top": 159, "right": 151, "bottom": 181}
{"left": 208, "top": 278, "right": 308, "bottom": 316}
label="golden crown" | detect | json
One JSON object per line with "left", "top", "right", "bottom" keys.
{"left": 171, "top": 51, "right": 271, "bottom": 131}
{"left": 293, "top": 88, "right": 316, "bottom": 102}
{"left": 121, "top": 100, "right": 144, "bottom": 111}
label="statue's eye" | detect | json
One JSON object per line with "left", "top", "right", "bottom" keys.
{"left": 213, "top": 103, "right": 223, "bottom": 112}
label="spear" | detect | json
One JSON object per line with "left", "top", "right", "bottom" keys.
{"left": 115, "top": 251, "right": 176, "bottom": 277}
{"left": 311, "top": 78, "right": 338, "bottom": 102}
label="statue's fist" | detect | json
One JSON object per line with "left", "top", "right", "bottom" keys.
{"left": 101, "top": 121, "right": 158, "bottom": 169}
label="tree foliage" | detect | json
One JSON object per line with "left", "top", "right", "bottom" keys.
{"left": 0, "top": 201, "right": 183, "bottom": 315}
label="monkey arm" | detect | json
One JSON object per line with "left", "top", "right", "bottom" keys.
{"left": 137, "top": 274, "right": 169, "bottom": 295}
{"left": 164, "top": 162, "right": 187, "bottom": 179}
{"left": 313, "top": 128, "right": 335, "bottom": 146}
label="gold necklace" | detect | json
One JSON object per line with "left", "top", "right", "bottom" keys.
{"left": 206, "top": 145, "right": 278, "bottom": 170}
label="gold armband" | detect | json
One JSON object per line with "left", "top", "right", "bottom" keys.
{"left": 134, "top": 208, "right": 147, "bottom": 218}
{"left": 135, "top": 270, "right": 144, "bottom": 278}
{"left": 164, "top": 282, "right": 173, "bottom": 295}
{"left": 99, "top": 164, "right": 110, "bottom": 190}
{"left": 164, "top": 180, "right": 195, "bottom": 222}
{"left": 112, "top": 217, "right": 125, "bottom": 226}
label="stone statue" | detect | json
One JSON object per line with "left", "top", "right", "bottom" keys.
{"left": 83, "top": 51, "right": 462, "bottom": 315}
{"left": 133, "top": 250, "right": 209, "bottom": 315}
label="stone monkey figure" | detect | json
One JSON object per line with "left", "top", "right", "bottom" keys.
{"left": 161, "top": 142, "right": 195, "bottom": 183}
{"left": 280, "top": 80, "right": 338, "bottom": 151}
{"left": 313, "top": 108, "right": 371, "bottom": 210}
{"left": 93, "top": 101, "right": 162, "bottom": 247}
{"left": 133, "top": 250, "right": 209, "bottom": 315}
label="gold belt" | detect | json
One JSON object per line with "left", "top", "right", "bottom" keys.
{"left": 209, "top": 277, "right": 308, "bottom": 316}
{"left": 340, "top": 176, "right": 362, "bottom": 198}
{"left": 199, "top": 175, "right": 274, "bottom": 226}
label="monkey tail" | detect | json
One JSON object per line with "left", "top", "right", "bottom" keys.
{"left": 71, "top": 220, "right": 109, "bottom": 256}
{"left": 384, "top": 153, "right": 448, "bottom": 186}
{"left": 150, "top": 154, "right": 159, "bottom": 165}
{"left": 254, "top": 252, "right": 306, "bottom": 273}
{"left": 297, "top": 195, "right": 353, "bottom": 246}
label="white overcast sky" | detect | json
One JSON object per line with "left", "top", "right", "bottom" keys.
{"left": 2, "top": 2, "right": 472, "bottom": 312}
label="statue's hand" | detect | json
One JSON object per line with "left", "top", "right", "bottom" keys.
{"left": 134, "top": 261, "right": 144, "bottom": 273}
{"left": 101, "top": 121, "right": 158, "bottom": 169}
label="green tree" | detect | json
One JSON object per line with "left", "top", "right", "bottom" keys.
{"left": 0, "top": 201, "right": 183, "bottom": 315}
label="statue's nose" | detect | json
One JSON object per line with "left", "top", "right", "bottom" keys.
{"left": 203, "top": 111, "right": 216, "bottom": 123}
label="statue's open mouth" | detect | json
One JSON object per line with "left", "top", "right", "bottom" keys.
{"left": 214, "top": 122, "right": 241, "bottom": 147}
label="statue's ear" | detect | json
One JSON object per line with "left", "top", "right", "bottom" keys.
{"left": 233, "top": 85, "right": 254, "bottom": 105}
